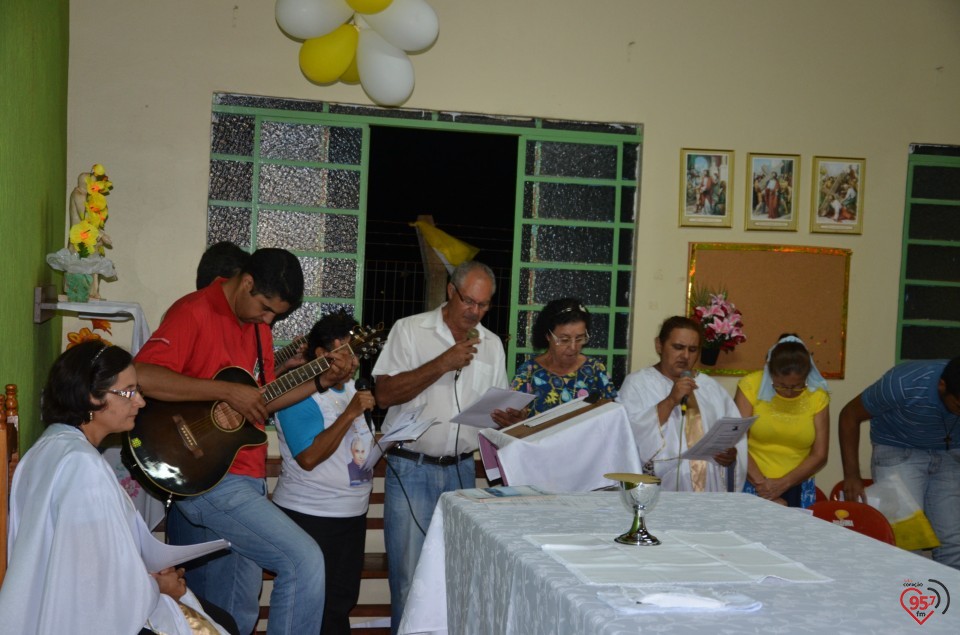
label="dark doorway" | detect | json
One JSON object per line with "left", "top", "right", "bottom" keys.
{"left": 362, "top": 126, "right": 518, "bottom": 340}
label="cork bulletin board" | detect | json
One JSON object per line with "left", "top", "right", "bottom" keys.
{"left": 687, "top": 243, "right": 851, "bottom": 378}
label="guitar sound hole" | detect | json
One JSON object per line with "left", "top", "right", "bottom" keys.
{"left": 213, "top": 402, "right": 244, "bottom": 431}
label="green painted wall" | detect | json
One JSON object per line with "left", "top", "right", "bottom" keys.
{"left": 0, "top": 0, "right": 70, "bottom": 450}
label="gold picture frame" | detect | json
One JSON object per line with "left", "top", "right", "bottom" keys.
{"left": 745, "top": 153, "right": 800, "bottom": 231}
{"left": 810, "top": 156, "right": 865, "bottom": 234}
{"left": 679, "top": 148, "right": 733, "bottom": 228}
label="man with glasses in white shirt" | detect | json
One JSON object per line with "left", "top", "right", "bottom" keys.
{"left": 373, "top": 260, "right": 525, "bottom": 633}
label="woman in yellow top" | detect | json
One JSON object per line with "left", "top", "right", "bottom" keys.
{"left": 735, "top": 334, "right": 829, "bottom": 507}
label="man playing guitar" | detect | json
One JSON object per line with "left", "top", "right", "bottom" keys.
{"left": 135, "top": 248, "right": 356, "bottom": 635}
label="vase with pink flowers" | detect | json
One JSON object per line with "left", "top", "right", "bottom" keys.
{"left": 689, "top": 286, "right": 746, "bottom": 365}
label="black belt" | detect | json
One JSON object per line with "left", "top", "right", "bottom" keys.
{"left": 389, "top": 446, "right": 473, "bottom": 466}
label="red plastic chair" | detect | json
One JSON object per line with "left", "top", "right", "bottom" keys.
{"left": 829, "top": 479, "right": 873, "bottom": 501}
{"left": 808, "top": 500, "right": 896, "bottom": 545}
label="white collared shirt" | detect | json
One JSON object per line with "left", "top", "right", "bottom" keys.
{"left": 373, "top": 304, "right": 508, "bottom": 457}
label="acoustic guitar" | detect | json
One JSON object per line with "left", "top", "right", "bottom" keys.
{"left": 123, "top": 325, "right": 385, "bottom": 497}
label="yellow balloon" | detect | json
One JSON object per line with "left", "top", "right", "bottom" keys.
{"left": 346, "top": 0, "right": 393, "bottom": 15}
{"left": 340, "top": 53, "right": 360, "bottom": 84}
{"left": 299, "top": 24, "right": 360, "bottom": 84}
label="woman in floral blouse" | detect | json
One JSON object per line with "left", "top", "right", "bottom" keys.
{"left": 511, "top": 298, "right": 617, "bottom": 416}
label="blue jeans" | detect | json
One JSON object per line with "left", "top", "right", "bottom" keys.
{"left": 171, "top": 475, "right": 325, "bottom": 635}
{"left": 384, "top": 454, "right": 475, "bottom": 634}
{"left": 742, "top": 477, "right": 816, "bottom": 508}
{"left": 872, "top": 444, "right": 960, "bottom": 570}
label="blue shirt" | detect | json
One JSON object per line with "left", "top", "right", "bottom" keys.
{"left": 861, "top": 360, "right": 954, "bottom": 450}
{"left": 277, "top": 387, "right": 344, "bottom": 457}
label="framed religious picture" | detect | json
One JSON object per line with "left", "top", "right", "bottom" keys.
{"left": 810, "top": 156, "right": 865, "bottom": 234}
{"left": 744, "top": 153, "right": 800, "bottom": 231}
{"left": 679, "top": 148, "right": 733, "bottom": 228}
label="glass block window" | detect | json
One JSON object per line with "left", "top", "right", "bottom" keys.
{"left": 208, "top": 205, "right": 252, "bottom": 248}
{"left": 207, "top": 108, "right": 368, "bottom": 344}
{"left": 522, "top": 182, "right": 617, "bottom": 222}
{"left": 209, "top": 160, "right": 253, "bottom": 203}
{"left": 524, "top": 140, "right": 618, "bottom": 179}
{"left": 897, "top": 146, "right": 960, "bottom": 361}
{"left": 208, "top": 95, "right": 642, "bottom": 384}
{"left": 510, "top": 136, "right": 640, "bottom": 387}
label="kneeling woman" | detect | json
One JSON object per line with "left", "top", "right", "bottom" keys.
{"left": 0, "top": 341, "right": 230, "bottom": 635}
{"left": 273, "top": 311, "right": 376, "bottom": 635}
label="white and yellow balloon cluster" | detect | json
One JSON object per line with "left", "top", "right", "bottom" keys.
{"left": 276, "top": 0, "right": 439, "bottom": 106}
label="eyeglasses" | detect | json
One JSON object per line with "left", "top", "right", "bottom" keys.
{"left": 452, "top": 285, "right": 491, "bottom": 311}
{"left": 772, "top": 382, "right": 806, "bottom": 395}
{"left": 108, "top": 385, "right": 143, "bottom": 400}
{"left": 549, "top": 330, "right": 590, "bottom": 347}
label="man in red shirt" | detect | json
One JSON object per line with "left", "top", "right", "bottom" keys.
{"left": 135, "top": 248, "right": 355, "bottom": 635}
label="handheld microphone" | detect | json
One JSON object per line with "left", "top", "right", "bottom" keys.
{"left": 455, "top": 328, "right": 481, "bottom": 382}
{"left": 354, "top": 377, "right": 375, "bottom": 430}
{"left": 679, "top": 370, "right": 694, "bottom": 413}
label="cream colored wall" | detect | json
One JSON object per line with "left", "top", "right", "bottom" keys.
{"left": 69, "top": 0, "right": 960, "bottom": 490}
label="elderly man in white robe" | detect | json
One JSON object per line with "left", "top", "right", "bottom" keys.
{"left": 617, "top": 316, "right": 747, "bottom": 493}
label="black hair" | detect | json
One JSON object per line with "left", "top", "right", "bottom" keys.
{"left": 196, "top": 241, "right": 249, "bottom": 290}
{"left": 41, "top": 341, "right": 133, "bottom": 427}
{"left": 767, "top": 335, "right": 812, "bottom": 378}
{"left": 243, "top": 248, "right": 304, "bottom": 311}
{"left": 532, "top": 298, "right": 591, "bottom": 349}
{"left": 943, "top": 357, "right": 960, "bottom": 397}
{"left": 658, "top": 316, "right": 704, "bottom": 344}
{"left": 304, "top": 310, "right": 358, "bottom": 362}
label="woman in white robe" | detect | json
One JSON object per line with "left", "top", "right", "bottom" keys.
{"left": 0, "top": 341, "right": 229, "bottom": 635}
{"left": 617, "top": 316, "right": 747, "bottom": 493}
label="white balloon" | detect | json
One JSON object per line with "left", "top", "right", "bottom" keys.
{"left": 275, "top": 0, "right": 355, "bottom": 41}
{"left": 357, "top": 29, "right": 415, "bottom": 106}
{"left": 363, "top": 0, "right": 438, "bottom": 52}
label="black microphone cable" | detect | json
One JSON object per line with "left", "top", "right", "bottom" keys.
{"left": 451, "top": 327, "right": 478, "bottom": 490}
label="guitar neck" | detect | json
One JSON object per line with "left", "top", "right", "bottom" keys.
{"left": 262, "top": 355, "right": 332, "bottom": 404}
{"left": 261, "top": 327, "right": 384, "bottom": 403}
{"left": 273, "top": 335, "right": 307, "bottom": 368}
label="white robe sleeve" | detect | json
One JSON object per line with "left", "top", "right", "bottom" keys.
{"left": 617, "top": 368, "right": 680, "bottom": 468}
{"left": 0, "top": 427, "right": 227, "bottom": 635}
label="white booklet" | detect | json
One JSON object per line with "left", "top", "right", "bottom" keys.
{"left": 680, "top": 416, "right": 756, "bottom": 461}
{"left": 450, "top": 387, "right": 536, "bottom": 428}
{"left": 137, "top": 519, "right": 229, "bottom": 571}
{"left": 361, "top": 404, "right": 437, "bottom": 472}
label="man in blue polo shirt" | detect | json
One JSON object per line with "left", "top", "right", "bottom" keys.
{"left": 839, "top": 357, "right": 960, "bottom": 570}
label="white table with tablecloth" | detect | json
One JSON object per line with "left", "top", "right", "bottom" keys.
{"left": 400, "top": 491, "right": 960, "bottom": 634}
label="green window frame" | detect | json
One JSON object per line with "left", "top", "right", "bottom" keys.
{"left": 897, "top": 147, "right": 960, "bottom": 361}
{"left": 509, "top": 134, "right": 639, "bottom": 384}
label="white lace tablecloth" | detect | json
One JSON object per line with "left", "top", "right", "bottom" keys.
{"left": 400, "top": 492, "right": 960, "bottom": 634}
